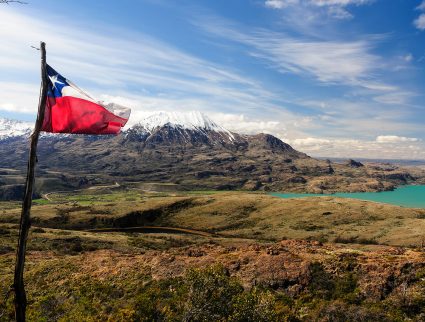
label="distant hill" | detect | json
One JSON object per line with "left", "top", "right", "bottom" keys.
{"left": 0, "top": 112, "right": 424, "bottom": 199}
{"left": 319, "top": 157, "right": 425, "bottom": 167}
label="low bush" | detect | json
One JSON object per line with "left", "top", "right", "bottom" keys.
{"left": 334, "top": 236, "right": 379, "bottom": 245}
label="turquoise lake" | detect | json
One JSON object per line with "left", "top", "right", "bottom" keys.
{"left": 270, "top": 185, "right": 425, "bottom": 208}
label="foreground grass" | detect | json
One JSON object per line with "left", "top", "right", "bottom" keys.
{"left": 0, "top": 241, "right": 424, "bottom": 321}
{"left": 1, "top": 190, "right": 425, "bottom": 321}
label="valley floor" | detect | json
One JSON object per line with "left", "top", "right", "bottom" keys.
{"left": 1, "top": 189, "right": 425, "bottom": 321}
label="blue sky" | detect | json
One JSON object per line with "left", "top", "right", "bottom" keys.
{"left": 0, "top": 0, "right": 424, "bottom": 159}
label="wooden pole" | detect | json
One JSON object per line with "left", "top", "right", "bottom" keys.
{"left": 13, "top": 41, "right": 48, "bottom": 322}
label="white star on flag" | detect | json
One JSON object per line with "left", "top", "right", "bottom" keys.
{"left": 49, "top": 74, "right": 64, "bottom": 89}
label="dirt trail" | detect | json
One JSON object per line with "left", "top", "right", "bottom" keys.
{"left": 87, "top": 226, "right": 213, "bottom": 237}
{"left": 41, "top": 182, "right": 121, "bottom": 201}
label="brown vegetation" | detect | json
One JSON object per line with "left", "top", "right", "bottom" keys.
{"left": 1, "top": 190, "right": 425, "bottom": 320}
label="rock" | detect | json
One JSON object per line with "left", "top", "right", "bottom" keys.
{"left": 186, "top": 249, "right": 206, "bottom": 257}
{"left": 242, "top": 180, "right": 263, "bottom": 191}
{"left": 288, "top": 176, "right": 307, "bottom": 184}
{"left": 229, "top": 260, "right": 241, "bottom": 271}
{"left": 347, "top": 159, "right": 364, "bottom": 168}
{"left": 266, "top": 247, "right": 280, "bottom": 255}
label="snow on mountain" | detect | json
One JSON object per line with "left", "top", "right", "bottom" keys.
{"left": 0, "top": 111, "right": 236, "bottom": 142}
{"left": 0, "top": 118, "right": 32, "bottom": 140}
{"left": 134, "top": 111, "right": 235, "bottom": 140}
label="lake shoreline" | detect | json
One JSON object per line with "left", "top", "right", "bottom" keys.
{"left": 270, "top": 184, "right": 425, "bottom": 208}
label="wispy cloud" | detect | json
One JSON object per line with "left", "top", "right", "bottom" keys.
{"left": 264, "top": 0, "right": 372, "bottom": 20}
{"left": 311, "top": 0, "right": 370, "bottom": 6}
{"left": 414, "top": 2, "right": 425, "bottom": 31}
{"left": 294, "top": 96, "right": 421, "bottom": 140}
{"left": 414, "top": 14, "right": 425, "bottom": 30}
{"left": 248, "top": 35, "right": 380, "bottom": 85}
{"left": 0, "top": 82, "right": 39, "bottom": 114}
{"left": 195, "top": 11, "right": 420, "bottom": 140}
{"left": 373, "top": 91, "right": 415, "bottom": 105}
{"left": 265, "top": 0, "right": 299, "bottom": 9}
{"left": 291, "top": 136, "right": 425, "bottom": 159}
{"left": 0, "top": 8, "right": 278, "bottom": 119}
{"left": 376, "top": 135, "right": 420, "bottom": 143}
{"left": 403, "top": 53, "right": 413, "bottom": 62}
{"left": 417, "top": 1, "right": 425, "bottom": 11}
{"left": 197, "top": 19, "right": 389, "bottom": 89}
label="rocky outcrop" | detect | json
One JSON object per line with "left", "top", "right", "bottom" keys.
{"left": 346, "top": 159, "right": 364, "bottom": 168}
{"left": 64, "top": 240, "right": 425, "bottom": 305}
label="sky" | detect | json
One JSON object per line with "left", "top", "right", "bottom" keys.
{"left": 0, "top": 0, "right": 425, "bottom": 160}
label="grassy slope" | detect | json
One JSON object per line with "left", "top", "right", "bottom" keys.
{"left": 3, "top": 190, "right": 425, "bottom": 246}
{"left": 1, "top": 190, "right": 425, "bottom": 321}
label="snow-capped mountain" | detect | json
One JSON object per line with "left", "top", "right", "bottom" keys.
{"left": 138, "top": 111, "right": 231, "bottom": 133}
{"left": 134, "top": 111, "right": 233, "bottom": 136}
{"left": 125, "top": 111, "right": 236, "bottom": 144}
{"left": 0, "top": 118, "right": 32, "bottom": 140}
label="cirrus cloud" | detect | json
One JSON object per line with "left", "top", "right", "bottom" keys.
{"left": 414, "top": 2, "right": 425, "bottom": 31}
{"left": 264, "top": 0, "right": 372, "bottom": 20}
{"left": 265, "top": 0, "right": 298, "bottom": 9}
{"left": 197, "top": 19, "right": 385, "bottom": 87}
{"left": 376, "top": 135, "right": 420, "bottom": 143}
{"left": 414, "top": 14, "right": 425, "bottom": 31}
{"left": 290, "top": 136, "right": 425, "bottom": 159}
{"left": 418, "top": 1, "right": 425, "bottom": 11}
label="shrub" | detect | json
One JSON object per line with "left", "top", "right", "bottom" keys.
{"left": 229, "top": 288, "right": 277, "bottom": 322}
{"left": 129, "top": 264, "right": 283, "bottom": 321}
{"left": 308, "top": 263, "right": 334, "bottom": 296}
{"left": 32, "top": 227, "right": 46, "bottom": 233}
{"left": 334, "top": 236, "right": 379, "bottom": 245}
{"left": 315, "top": 301, "right": 390, "bottom": 322}
{"left": 307, "top": 262, "right": 360, "bottom": 303}
{"left": 291, "top": 221, "right": 324, "bottom": 231}
{"left": 183, "top": 265, "right": 243, "bottom": 321}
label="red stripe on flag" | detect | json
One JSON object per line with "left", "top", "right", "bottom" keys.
{"left": 42, "top": 96, "right": 128, "bottom": 135}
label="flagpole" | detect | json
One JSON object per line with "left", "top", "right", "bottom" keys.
{"left": 13, "top": 41, "right": 48, "bottom": 322}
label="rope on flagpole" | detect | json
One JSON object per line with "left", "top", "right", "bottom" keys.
{"left": 13, "top": 41, "right": 48, "bottom": 322}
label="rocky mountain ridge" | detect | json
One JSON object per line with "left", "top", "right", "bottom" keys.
{"left": 0, "top": 112, "right": 424, "bottom": 199}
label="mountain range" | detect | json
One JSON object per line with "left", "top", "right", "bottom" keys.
{"left": 0, "top": 111, "right": 424, "bottom": 200}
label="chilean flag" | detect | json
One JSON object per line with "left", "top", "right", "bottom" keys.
{"left": 41, "top": 65, "right": 131, "bottom": 134}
